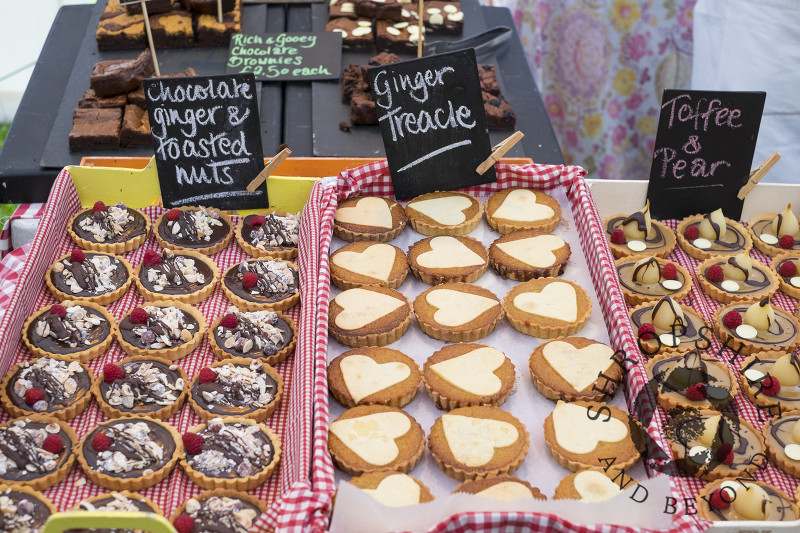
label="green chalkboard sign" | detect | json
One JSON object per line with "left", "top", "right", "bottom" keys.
{"left": 226, "top": 33, "right": 342, "bottom": 81}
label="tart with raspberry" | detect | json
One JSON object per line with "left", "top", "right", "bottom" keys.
{"left": 78, "top": 417, "right": 182, "bottom": 491}
{"left": 629, "top": 296, "right": 709, "bottom": 356}
{"left": 697, "top": 479, "right": 798, "bottom": 521}
{"left": 676, "top": 209, "right": 752, "bottom": 261}
{"left": 405, "top": 191, "right": 483, "bottom": 236}
{"left": 454, "top": 475, "right": 546, "bottom": 501}
{"left": 327, "top": 347, "right": 421, "bottom": 408}
{"left": 236, "top": 211, "right": 300, "bottom": 259}
{"left": 485, "top": 187, "right": 561, "bottom": 234}
{"left": 94, "top": 357, "right": 188, "bottom": 420}
{"left": 739, "top": 352, "right": 800, "bottom": 415}
{"left": 771, "top": 253, "right": 800, "bottom": 299}
{"left": 349, "top": 472, "right": 435, "bottom": 507}
{"left": 222, "top": 259, "right": 300, "bottom": 312}
{"left": 208, "top": 307, "right": 297, "bottom": 366}
{"left": 155, "top": 206, "right": 233, "bottom": 256}
{"left": 68, "top": 201, "right": 150, "bottom": 254}
{"left": 180, "top": 417, "right": 281, "bottom": 490}
{"left": 334, "top": 196, "right": 407, "bottom": 242}
{"left": 171, "top": 490, "right": 265, "bottom": 533}
{"left": 697, "top": 253, "right": 777, "bottom": 303}
{"left": 46, "top": 250, "right": 133, "bottom": 305}
{"left": 115, "top": 302, "right": 206, "bottom": 360}
{"left": 189, "top": 358, "right": 283, "bottom": 422}
{"left": 135, "top": 248, "right": 219, "bottom": 305}
{"left": 0, "top": 358, "right": 93, "bottom": 420}
{"left": 603, "top": 201, "right": 675, "bottom": 259}
{"left": 614, "top": 256, "right": 691, "bottom": 305}
{"left": 74, "top": 491, "right": 162, "bottom": 518}
{"left": 0, "top": 415, "right": 77, "bottom": 490}
{"left": 749, "top": 204, "right": 800, "bottom": 257}
{"left": 646, "top": 351, "right": 736, "bottom": 412}
{"left": 22, "top": 302, "right": 115, "bottom": 362}
{"left": 408, "top": 235, "right": 489, "bottom": 285}
{"left": 713, "top": 298, "right": 800, "bottom": 356}
{"left": 0, "top": 484, "right": 56, "bottom": 533}
{"left": 329, "top": 286, "right": 412, "bottom": 347}
{"left": 330, "top": 242, "right": 409, "bottom": 290}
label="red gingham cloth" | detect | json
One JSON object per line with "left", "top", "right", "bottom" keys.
{"left": 0, "top": 169, "right": 318, "bottom": 533}
{"left": 305, "top": 160, "right": 707, "bottom": 533}
{"left": 0, "top": 203, "right": 45, "bottom": 258}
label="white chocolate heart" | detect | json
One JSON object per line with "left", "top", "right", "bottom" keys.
{"left": 573, "top": 470, "right": 623, "bottom": 502}
{"left": 407, "top": 196, "right": 473, "bottom": 226}
{"left": 492, "top": 189, "right": 555, "bottom": 222}
{"left": 475, "top": 482, "right": 534, "bottom": 501}
{"left": 441, "top": 414, "right": 519, "bottom": 467}
{"left": 513, "top": 282, "right": 578, "bottom": 322}
{"left": 335, "top": 288, "right": 405, "bottom": 330}
{"left": 430, "top": 347, "right": 505, "bottom": 395}
{"left": 335, "top": 197, "right": 393, "bottom": 229}
{"left": 330, "top": 412, "right": 411, "bottom": 465}
{"left": 416, "top": 236, "right": 484, "bottom": 269}
{"left": 362, "top": 474, "right": 421, "bottom": 506}
{"left": 426, "top": 289, "right": 499, "bottom": 327}
{"left": 495, "top": 235, "right": 566, "bottom": 268}
{"left": 332, "top": 243, "right": 397, "bottom": 281}
{"left": 552, "top": 401, "right": 629, "bottom": 454}
{"left": 542, "top": 341, "right": 615, "bottom": 392}
{"left": 340, "top": 354, "right": 411, "bottom": 402}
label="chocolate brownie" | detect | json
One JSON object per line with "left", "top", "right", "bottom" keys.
{"left": 78, "top": 90, "right": 127, "bottom": 109}
{"left": 150, "top": 10, "right": 194, "bottom": 48}
{"left": 368, "top": 51, "right": 402, "bottom": 65}
{"left": 90, "top": 50, "right": 155, "bottom": 98}
{"left": 326, "top": 18, "right": 374, "bottom": 52}
{"left": 196, "top": 0, "right": 241, "bottom": 47}
{"left": 482, "top": 91, "right": 516, "bottom": 131}
{"left": 478, "top": 64, "right": 500, "bottom": 96}
{"left": 330, "top": 0, "right": 358, "bottom": 19}
{"left": 121, "top": 105, "right": 151, "bottom": 148}
{"left": 125, "top": 0, "right": 175, "bottom": 15}
{"left": 422, "top": 1, "right": 463, "bottom": 34}
{"left": 341, "top": 65, "right": 369, "bottom": 103}
{"left": 96, "top": 4, "right": 146, "bottom": 51}
{"left": 127, "top": 67, "right": 197, "bottom": 108}
{"left": 188, "top": 0, "right": 236, "bottom": 14}
{"left": 69, "top": 108, "right": 122, "bottom": 152}
{"left": 355, "top": 0, "right": 403, "bottom": 21}
{"left": 375, "top": 20, "right": 424, "bottom": 53}
{"left": 350, "top": 91, "right": 378, "bottom": 125}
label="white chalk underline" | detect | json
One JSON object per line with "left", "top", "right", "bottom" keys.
{"left": 172, "top": 189, "right": 264, "bottom": 204}
{"left": 663, "top": 184, "right": 725, "bottom": 191}
{"left": 396, "top": 140, "right": 472, "bottom": 173}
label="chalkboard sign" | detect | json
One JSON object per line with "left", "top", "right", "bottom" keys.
{"left": 143, "top": 73, "right": 267, "bottom": 210}
{"left": 367, "top": 49, "right": 496, "bottom": 200}
{"left": 647, "top": 90, "right": 766, "bottom": 220}
{"left": 226, "top": 33, "right": 342, "bottom": 81}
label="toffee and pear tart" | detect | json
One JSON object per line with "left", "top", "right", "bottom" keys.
{"left": 0, "top": 358, "right": 92, "bottom": 420}
{"left": 739, "top": 352, "right": 800, "bottom": 415}
{"left": 68, "top": 201, "right": 150, "bottom": 254}
{"left": 405, "top": 191, "right": 483, "bottom": 236}
{"left": 349, "top": 471, "right": 435, "bottom": 507}
{"left": 0, "top": 484, "right": 56, "bottom": 533}
{"left": 485, "top": 187, "right": 561, "bottom": 234}
{"left": 116, "top": 302, "right": 206, "bottom": 360}
{"left": 714, "top": 298, "right": 800, "bottom": 356}
{"left": 135, "top": 248, "right": 219, "bottom": 305}
{"left": 697, "top": 479, "right": 799, "bottom": 521}
{"left": 629, "top": 296, "right": 710, "bottom": 356}
{"left": 676, "top": 208, "right": 752, "bottom": 260}
{"left": 333, "top": 196, "right": 407, "bottom": 242}
{"left": 614, "top": 256, "right": 691, "bottom": 305}
{"left": 155, "top": 206, "right": 232, "bottom": 255}
{"left": 329, "top": 286, "right": 412, "bottom": 347}
{"left": 603, "top": 201, "right": 675, "bottom": 259}
{"left": 46, "top": 249, "right": 133, "bottom": 305}
{"left": 329, "top": 242, "right": 409, "bottom": 290}
{"left": 209, "top": 307, "right": 296, "bottom": 366}
{"left": 503, "top": 278, "right": 591, "bottom": 338}
{"left": 697, "top": 253, "right": 778, "bottom": 303}
{"left": 771, "top": 253, "right": 800, "bottom": 299}
{"left": 236, "top": 211, "right": 300, "bottom": 259}
{"left": 222, "top": 259, "right": 300, "bottom": 312}
{"left": 646, "top": 350, "right": 736, "bottom": 412}
{"left": 327, "top": 347, "right": 421, "bottom": 408}
{"left": 22, "top": 302, "right": 115, "bottom": 362}
{"left": 0, "top": 415, "right": 77, "bottom": 491}
{"left": 407, "top": 235, "right": 489, "bottom": 285}
{"left": 414, "top": 283, "right": 503, "bottom": 342}
{"left": 763, "top": 413, "right": 800, "bottom": 478}
{"left": 749, "top": 204, "right": 800, "bottom": 257}
{"left": 171, "top": 491, "right": 265, "bottom": 533}
{"left": 454, "top": 475, "right": 546, "bottom": 501}
{"left": 488, "top": 230, "right": 571, "bottom": 281}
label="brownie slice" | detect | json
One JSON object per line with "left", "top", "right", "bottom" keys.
{"left": 96, "top": 9, "right": 146, "bottom": 51}
{"left": 120, "top": 105, "right": 152, "bottom": 148}
{"left": 369, "top": 52, "right": 402, "bottom": 66}
{"left": 128, "top": 67, "right": 198, "bottom": 108}
{"left": 150, "top": 9, "right": 194, "bottom": 48}
{"left": 341, "top": 65, "right": 369, "bottom": 103}
{"left": 330, "top": 0, "right": 358, "bottom": 19}
{"left": 69, "top": 108, "right": 122, "bottom": 152}
{"left": 350, "top": 91, "right": 378, "bottom": 125}
{"left": 355, "top": 0, "right": 403, "bottom": 21}
{"left": 196, "top": 0, "right": 241, "bottom": 47}
{"left": 375, "top": 20, "right": 424, "bottom": 54}
{"left": 478, "top": 64, "right": 500, "bottom": 96}
{"left": 482, "top": 91, "right": 516, "bottom": 131}
{"left": 422, "top": 1, "right": 463, "bottom": 35}
{"left": 78, "top": 89, "right": 127, "bottom": 109}
{"left": 187, "top": 0, "right": 236, "bottom": 14}
{"left": 326, "top": 18, "right": 374, "bottom": 52}
{"left": 91, "top": 50, "right": 155, "bottom": 98}
{"left": 125, "top": 0, "right": 175, "bottom": 14}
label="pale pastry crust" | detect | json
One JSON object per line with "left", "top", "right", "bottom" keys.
{"left": 22, "top": 301, "right": 116, "bottom": 363}
{"left": 207, "top": 310, "right": 297, "bottom": 367}
{"left": 713, "top": 302, "right": 800, "bottom": 356}
{"left": 676, "top": 215, "right": 753, "bottom": 261}
{"left": 329, "top": 286, "right": 412, "bottom": 347}
{"left": 485, "top": 188, "right": 561, "bottom": 234}
{"left": 45, "top": 253, "right": 133, "bottom": 306}
{"left": 221, "top": 260, "right": 301, "bottom": 312}
{"left": 489, "top": 230, "right": 571, "bottom": 281}
{"left": 0, "top": 360, "right": 93, "bottom": 421}
{"left": 235, "top": 210, "right": 299, "bottom": 260}
{"left": 67, "top": 208, "right": 151, "bottom": 254}
{"left": 329, "top": 242, "right": 409, "bottom": 290}
{"left": 771, "top": 253, "right": 800, "bottom": 299}
{"left": 697, "top": 480, "right": 799, "bottom": 521}
{"left": 503, "top": 278, "right": 591, "bottom": 338}
{"left": 413, "top": 283, "right": 503, "bottom": 342}
{"left": 333, "top": 197, "right": 407, "bottom": 242}
{"left": 614, "top": 255, "right": 692, "bottom": 305}
{"left": 405, "top": 191, "right": 483, "bottom": 237}
{"left": 695, "top": 256, "right": 778, "bottom": 304}
{"left": 114, "top": 300, "right": 207, "bottom": 361}
{"left": 154, "top": 206, "right": 233, "bottom": 256}
{"left": 170, "top": 489, "right": 266, "bottom": 522}
{"left": 407, "top": 235, "right": 489, "bottom": 285}
{"left": 134, "top": 249, "right": 220, "bottom": 305}
{"left": 327, "top": 347, "right": 421, "bottom": 408}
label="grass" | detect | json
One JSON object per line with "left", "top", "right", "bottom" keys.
{"left": 0, "top": 123, "right": 9, "bottom": 150}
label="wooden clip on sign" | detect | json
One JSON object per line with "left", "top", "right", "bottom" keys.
{"left": 247, "top": 147, "right": 292, "bottom": 192}
{"left": 476, "top": 131, "right": 524, "bottom": 175}
{"left": 119, "top": 0, "right": 161, "bottom": 75}
{"left": 738, "top": 152, "right": 781, "bottom": 199}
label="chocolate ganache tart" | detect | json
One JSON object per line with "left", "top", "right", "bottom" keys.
{"left": 171, "top": 490, "right": 265, "bottom": 533}
{"left": 1, "top": 358, "right": 93, "bottom": 421}
{"left": 236, "top": 211, "right": 300, "bottom": 260}
{"left": 72, "top": 491, "right": 163, "bottom": 532}
{"left": 0, "top": 484, "right": 56, "bottom": 533}
{"left": 46, "top": 250, "right": 133, "bottom": 305}
{"left": 68, "top": 201, "right": 150, "bottom": 254}
{"left": 677, "top": 209, "right": 752, "bottom": 261}
{"left": 615, "top": 256, "right": 691, "bottom": 305}
{"left": 603, "top": 201, "right": 675, "bottom": 259}
{"left": 22, "top": 302, "right": 115, "bottom": 362}
{"left": 135, "top": 248, "right": 219, "bottom": 305}
{"left": 222, "top": 259, "right": 300, "bottom": 312}
{"left": 116, "top": 301, "right": 206, "bottom": 360}
{"left": 155, "top": 206, "right": 233, "bottom": 255}
{"left": 209, "top": 307, "right": 296, "bottom": 366}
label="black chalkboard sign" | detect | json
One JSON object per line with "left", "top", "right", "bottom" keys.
{"left": 143, "top": 73, "right": 266, "bottom": 210}
{"left": 647, "top": 90, "right": 766, "bottom": 220}
{"left": 367, "top": 49, "right": 496, "bottom": 200}
{"left": 226, "top": 33, "right": 342, "bottom": 81}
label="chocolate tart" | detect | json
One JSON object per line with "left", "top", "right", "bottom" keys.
{"left": 330, "top": 242, "right": 409, "bottom": 290}
{"left": 739, "top": 352, "right": 800, "bottom": 415}
{"left": 0, "top": 484, "right": 56, "bottom": 532}
{"left": 629, "top": 299, "right": 710, "bottom": 356}
{"left": 171, "top": 490, "right": 265, "bottom": 533}
{"left": 665, "top": 410, "right": 766, "bottom": 481}
{"left": 764, "top": 414, "right": 800, "bottom": 477}
{"left": 423, "top": 343, "right": 515, "bottom": 409}
{"left": 46, "top": 252, "right": 133, "bottom": 305}
{"left": 544, "top": 401, "right": 642, "bottom": 472}
{"left": 503, "top": 278, "right": 591, "bottom": 338}
{"left": 454, "top": 475, "right": 546, "bottom": 501}
{"left": 414, "top": 283, "right": 503, "bottom": 342}
{"left": 614, "top": 256, "right": 692, "bottom": 305}
{"left": 0, "top": 358, "right": 93, "bottom": 421}
{"left": 236, "top": 211, "right": 300, "bottom": 259}
{"left": 328, "top": 405, "right": 424, "bottom": 476}
{"left": 696, "top": 256, "right": 778, "bottom": 303}
{"left": 189, "top": 358, "right": 283, "bottom": 422}
{"left": 135, "top": 248, "right": 219, "bottom": 305}
{"left": 0, "top": 415, "right": 77, "bottom": 491}
{"left": 697, "top": 480, "right": 799, "bottom": 521}
{"left": 155, "top": 206, "right": 233, "bottom": 255}
{"left": 78, "top": 417, "right": 182, "bottom": 491}
{"left": 485, "top": 187, "right": 561, "bottom": 235}
{"left": 328, "top": 347, "right": 421, "bottom": 408}
{"left": 208, "top": 308, "right": 297, "bottom": 366}
{"left": 676, "top": 214, "right": 752, "bottom": 260}
{"left": 349, "top": 471, "right": 435, "bottom": 507}
{"left": 489, "top": 230, "right": 570, "bottom": 281}
{"left": 529, "top": 337, "right": 622, "bottom": 402}
{"left": 405, "top": 191, "right": 483, "bottom": 236}
{"left": 407, "top": 235, "right": 489, "bottom": 285}
{"left": 429, "top": 405, "right": 529, "bottom": 481}
{"left": 115, "top": 301, "right": 206, "bottom": 360}
{"left": 713, "top": 300, "right": 800, "bottom": 356}
{"left": 67, "top": 203, "right": 150, "bottom": 254}
{"left": 750, "top": 211, "right": 800, "bottom": 257}
{"left": 22, "top": 302, "right": 115, "bottom": 362}
{"left": 74, "top": 491, "right": 162, "bottom": 522}
{"left": 94, "top": 357, "right": 188, "bottom": 420}
{"left": 553, "top": 469, "right": 635, "bottom": 502}
{"left": 334, "top": 196, "right": 407, "bottom": 242}
{"left": 329, "top": 286, "right": 412, "bottom": 347}
{"left": 222, "top": 259, "right": 300, "bottom": 312}
{"left": 603, "top": 214, "right": 675, "bottom": 259}
{"left": 180, "top": 417, "right": 281, "bottom": 491}
{"left": 646, "top": 351, "right": 736, "bottom": 411}
{"left": 771, "top": 253, "right": 800, "bottom": 299}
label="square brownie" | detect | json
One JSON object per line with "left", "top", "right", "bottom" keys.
{"left": 375, "top": 20, "right": 424, "bottom": 54}
{"left": 326, "top": 18, "right": 374, "bottom": 52}
{"left": 125, "top": 0, "right": 175, "bottom": 15}
{"left": 150, "top": 9, "right": 194, "bottom": 48}
{"left": 329, "top": 0, "right": 358, "bottom": 19}
{"left": 422, "top": 1, "right": 463, "bottom": 35}
{"left": 187, "top": 0, "right": 236, "bottom": 14}
{"left": 69, "top": 108, "right": 122, "bottom": 152}
{"left": 478, "top": 64, "right": 500, "bottom": 96}
{"left": 90, "top": 50, "right": 155, "bottom": 98}
{"left": 369, "top": 52, "right": 402, "bottom": 66}
{"left": 96, "top": 9, "right": 146, "bottom": 51}
{"left": 341, "top": 65, "right": 369, "bottom": 103}
{"left": 350, "top": 91, "right": 378, "bottom": 125}
{"left": 78, "top": 89, "right": 127, "bottom": 109}
{"left": 120, "top": 105, "right": 152, "bottom": 148}
{"left": 196, "top": 0, "right": 241, "bottom": 47}
{"left": 355, "top": 0, "right": 403, "bottom": 21}
{"left": 482, "top": 91, "right": 516, "bottom": 131}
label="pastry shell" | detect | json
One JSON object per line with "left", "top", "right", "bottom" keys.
{"left": 0, "top": 483, "right": 56, "bottom": 520}
{"left": 22, "top": 301, "right": 116, "bottom": 363}
{"left": 697, "top": 479, "right": 799, "bottom": 521}
{"left": 712, "top": 302, "right": 800, "bottom": 356}
{"left": 603, "top": 216, "right": 675, "bottom": 259}
{"left": 676, "top": 214, "right": 753, "bottom": 261}
{"left": 489, "top": 230, "right": 571, "bottom": 281}
{"left": 114, "top": 300, "right": 206, "bottom": 360}
{"left": 67, "top": 208, "right": 151, "bottom": 254}
{"left": 553, "top": 468, "right": 635, "bottom": 500}
{"left": 614, "top": 255, "right": 692, "bottom": 305}
{"left": 221, "top": 260, "right": 301, "bottom": 312}
{"left": 329, "top": 286, "right": 412, "bottom": 347}
{"left": 763, "top": 414, "right": 800, "bottom": 478}
{"left": 645, "top": 352, "right": 737, "bottom": 412}
{"left": 208, "top": 310, "right": 297, "bottom": 367}
{"left": 154, "top": 206, "right": 233, "bottom": 256}
{"left": 170, "top": 489, "right": 266, "bottom": 522}
{"left": 329, "top": 242, "right": 409, "bottom": 290}
{"left": 73, "top": 490, "right": 162, "bottom": 515}
{"left": 0, "top": 359, "right": 94, "bottom": 421}
{"left": 771, "top": 253, "right": 800, "bottom": 299}
{"left": 503, "top": 278, "right": 591, "bottom": 338}
{"left": 333, "top": 197, "right": 407, "bottom": 243}
{"left": 455, "top": 475, "right": 546, "bottom": 499}
{"left": 327, "top": 347, "right": 421, "bottom": 408}
{"left": 405, "top": 191, "right": 483, "bottom": 237}
{"left": 696, "top": 256, "right": 778, "bottom": 304}
{"left": 749, "top": 213, "right": 800, "bottom": 257}
{"left": 349, "top": 471, "right": 435, "bottom": 503}
{"left": 45, "top": 253, "right": 133, "bottom": 306}
{"left": 134, "top": 249, "right": 220, "bottom": 305}
{"left": 629, "top": 301, "right": 710, "bottom": 357}
{"left": 414, "top": 283, "right": 503, "bottom": 342}
{"left": 408, "top": 235, "right": 489, "bottom": 285}
{"left": 235, "top": 210, "right": 299, "bottom": 260}
{"left": 485, "top": 187, "right": 562, "bottom": 235}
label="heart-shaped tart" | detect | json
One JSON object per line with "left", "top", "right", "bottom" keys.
{"left": 236, "top": 210, "right": 300, "bottom": 259}
{"left": 603, "top": 201, "right": 675, "bottom": 259}
{"left": 423, "top": 343, "right": 515, "bottom": 409}
{"left": 713, "top": 298, "right": 800, "bottom": 356}
{"left": 349, "top": 471, "right": 435, "bottom": 507}
{"left": 676, "top": 209, "right": 752, "bottom": 261}
{"left": 529, "top": 337, "right": 621, "bottom": 402}
{"left": 503, "top": 277, "right": 591, "bottom": 338}
{"left": 554, "top": 468, "right": 636, "bottom": 502}
{"left": 329, "top": 405, "right": 425, "bottom": 475}
{"left": 489, "top": 230, "right": 571, "bottom": 281}
{"left": 0, "top": 484, "right": 56, "bottom": 532}
{"left": 329, "top": 286, "right": 412, "bottom": 347}
{"left": 330, "top": 242, "right": 409, "bottom": 290}
{"left": 646, "top": 351, "right": 736, "bottom": 412}
{"left": 408, "top": 235, "right": 489, "bottom": 285}
{"left": 68, "top": 202, "right": 150, "bottom": 254}
{"left": 413, "top": 283, "right": 503, "bottom": 342}
{"left": 22, "top": 301, "right": 115, "bottom": 362}
{"left": 155, "top": 206, "right": 233, "bottom": 256}
{"left": 771, "top": 253, "right": 800, "bottom": 299}
{"left": 0, "top": 358, "right": 93, "bottom": 421}
{"left": 763, "top": 413, "right": 800, "bottom": 478}
{"left": 405, "top": 191, "right": 483, "bottom": 236}
{"left": 629, "top": 296, "right": 710, "bottom": 356}
{"left": 696, "top": 254, "right": 778, "bottom": 303}
{"left": 485, "top": 187, "right": 562, "bottom": 234}
{"left": 697, "top": 480, "right": 799, "bottom": 522}
{"left": 46, "top": 251, "right": 133, "bottom": 306}
{"left": 749, "top": 204, "right": 800, "bottom": 257}
{"left": 739, "top": 352, "right": 800, "bottom": 415}
{"left": 615, "top": 255, "right": 692, "bottom": 305}
{"left": 328, "top": 347, "right": 421, "bottom": 408}
{"left": 334, "top": 196, "right": 407, "bottom": 242}
{"left": 428, "top": 405, "right": 529, "bottom": 481}
{"left": 454, "top": 475, "right": 546, "bottom": 501}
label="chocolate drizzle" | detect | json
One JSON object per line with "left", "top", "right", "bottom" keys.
{"left": 223, "top": 260, "right": 299, "bottom": 304}
{"left": 118, "top": 306, "right": 199, "bottom": 349}
{"left": 705, "top": 262, "right": 772, "bottom": 294}
{"left": 727, "top": 305, "right": 797, "bottom": 345}
{"left": 0, "top": 421, "right": 72, "bottom": 482}
{"left": 70, "top": 493, "right": 157, "bottom": 533}
{"left": 707, "top": 483, "right": 795, "bottom": 521}
{"left": 214, "top": 310, "right": 293, "bottom": 359}
{"left": 51, "top": 253, "right": 128, "bottom": 297}
{"left": 669, "top": 414, "right": 760, "bottom": 471}
{"left": 618, "top": 261, "right": 686, "bottom": 298}
{"left": 686, "top": 221, "right": 748, "bottom": 251}
{"left": 650, "top": 353, "right": 731, "bottom": 405}
{"left": 192, "top": 362, "right": 278, "bottom": 416}
{"left": 139, "top": 251, "right": 213, "bottom": 295}
{"left": 752, "top": 219, "right": 800, "bottom": 248}
{"left": 157, "top": 208, "right": 229, "bottom": 249}
{"left": 8, "top": 359, "right": 90, "bottom": 413}
{"left": 27, "top": 307, "right": 111, "bottom": 355}
{"left": 72, "top": 205, "right": 147, "bottom": 244}
{"left": 82, "top": 420, "right": 176, "bottom": 479}
{"left": 99, "top": 360, "right": 184, "bottom": 413}
{"left": 606, "top": 216, "right": 667, "bottom": 248}
{"left": 188, "top": 420, "right": 274, "bottom": 478}
{"left": 183, "top": 495, "right": 261, "bottom": 533}
{"left": 0, "top": 489, "right": 52, "bottom": 533}
{"left": 242, "top": 214, "right": 299, "bottom": 252}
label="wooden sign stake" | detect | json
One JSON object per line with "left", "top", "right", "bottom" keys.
{"left": 476, "top": 131, "right": 524, "bottom": 175}
{"left": 738, "top": 152, "right": 781, "bottom": 199}
{"left": 140, "top": 1, "right": 160, "bottom": 76}
{"left": 247, "top": 147, "right": 292, "bottom": 193}
{"left": 217, "top": 0, "right": 223, "bottom": 23}
{"left": 417, "top": 0, "right": 423, "bottom": 58}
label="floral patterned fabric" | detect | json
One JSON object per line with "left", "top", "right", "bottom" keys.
{"left": 492, "top": 0, "right": 697, "bottom": 180}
